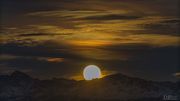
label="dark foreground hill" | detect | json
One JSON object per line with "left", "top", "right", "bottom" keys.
{"left": 0, "top": 71, "right": 179, "bottom": 101}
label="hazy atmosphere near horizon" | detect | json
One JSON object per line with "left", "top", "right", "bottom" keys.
{"left": 0, "top": 0, "right": 180, "bottom": 82}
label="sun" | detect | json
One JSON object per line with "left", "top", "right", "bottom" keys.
{"left": 83, "top": 65, "right": 101, "bottom": 80}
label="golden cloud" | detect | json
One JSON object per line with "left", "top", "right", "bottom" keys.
{"left": 38, "top": 57, "right": 64, "bottom": 63}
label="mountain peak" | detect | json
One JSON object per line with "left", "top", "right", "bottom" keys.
{"left": 103, "top": 73, "right": 130, "bottom": 79}
{"left": 11, "top": 71, "right": 31, "bottom": 79}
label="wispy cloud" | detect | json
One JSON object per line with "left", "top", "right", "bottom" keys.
{"left": 1, "top": 0, "right": 179, "bottom": 81}
{"left": 38, "top": 57, "right": 65, "bottom": 63}
{"left": 174, "top": 72, "right": 180, "bottom": 78}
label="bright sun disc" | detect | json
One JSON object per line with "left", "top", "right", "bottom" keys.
{"left": 83, "top": 65, "right": 101, "bottom": 80}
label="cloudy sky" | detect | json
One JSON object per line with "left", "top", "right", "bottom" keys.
{"left": 0, "top": 0, "right": 179, "bottom": 81}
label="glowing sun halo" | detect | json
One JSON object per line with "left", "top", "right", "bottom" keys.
{"left": 83, "top": 65, "right": 101, "bottom": 80}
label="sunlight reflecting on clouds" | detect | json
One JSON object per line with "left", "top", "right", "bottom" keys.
{"left": 2, "top": 14, "right": 179, "bottom": 48}
{"left": 0, "top": 0, "right": 179, "bottom": 81}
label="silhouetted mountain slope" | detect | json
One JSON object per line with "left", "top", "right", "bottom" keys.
{"left": 0, "top": 71, "right": 179, "bottom": 101}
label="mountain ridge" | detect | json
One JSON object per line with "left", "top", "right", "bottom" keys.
{"left": 0, "top": 71, "right": 179, "bottom": 101}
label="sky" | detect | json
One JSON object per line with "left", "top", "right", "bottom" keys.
{"left": 0, "top": 0, "right": 179, "bottom": 81}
